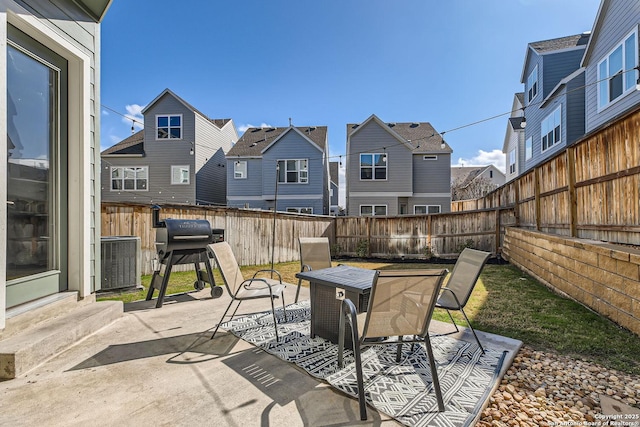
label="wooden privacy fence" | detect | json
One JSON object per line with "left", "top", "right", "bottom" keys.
{"left": 102, "top": 202, "right": 514, "bottom": 275}
{"left": 452, "top": 106, "right": 640, "bottom": 246}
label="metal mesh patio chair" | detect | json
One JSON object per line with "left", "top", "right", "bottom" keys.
{"left": 296, "top": 237, "right": 332, "bottom": 303}
{"left": 208, "top": 241, "right": 290, "bottom": 342}
{"left": 338, "top": 269, "right": 448, "bottom": 420}
{"left": 435, "top": 247, "right": 491, "bottom": 353}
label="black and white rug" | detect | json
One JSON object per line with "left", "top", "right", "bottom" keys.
{"left": 221, "top": 300, "right": 507, "bottom": 427}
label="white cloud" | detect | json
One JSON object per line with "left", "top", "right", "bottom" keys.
{"left": 238, "top": 122, "right": 272, "bottom": 133}
{"left": 123, "top": 104, "right": 145, "bottom": 130}
{"left": 454, "top": 149, "right": 506, "bottom": 173}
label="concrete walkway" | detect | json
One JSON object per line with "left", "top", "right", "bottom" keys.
{"left": 0, "top": 285, "right": 521, "bottom": 426}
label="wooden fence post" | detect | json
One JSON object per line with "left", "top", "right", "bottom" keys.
{"left": 535, "top": 166, "right": 541, "bottom": 231}
{"left": 567, "top": 147, "right": 578, "bottom": 237}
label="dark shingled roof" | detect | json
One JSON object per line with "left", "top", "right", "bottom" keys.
{"left": 329, "top": 161, "right": 339, "bottom": 184}
{"left": 227, "top": 126, "right": 327, "bottom": 157}
{"left": 451, "top": 166, "right": 487, "bottom": 188}
{"left": 515, "top": 92, "right": 525, "bottom": 105}
{"left": 101, "top": 130, "right": 145, "bottom": 155}
{"left": 210, "top": 118, "right": 232, "bottom": 128}
{"left": 529, "top": 33, "right": 590, "bottom": 53}
{"left": 509, "top": 117, "right": 526, "bottom": 131}
{"left": 347, "top": 121, "right": 447, "bottom": 153}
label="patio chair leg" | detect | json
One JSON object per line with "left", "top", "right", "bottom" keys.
{"left": 270, "top": 294, "right": 279, "bottom": 342}
{"left": 295, "top": 278, "right": 302, "bottom": 303}
{"left": 211, "top": 298, "right": 237, "bottom": 340}
{"left": 423, "top": 333, "right": 445, "bottom": 412}
{"left": 446, "top": 310, "right": 460, "bottom": 333}
{"left": 460, "top": 308, "right": 484, "bottom": 354}
{"left": 396, "top": 336, "right": 403, "bottom": 363}
{"left": 281, "top": 294, "right": 287, "bottom": 322}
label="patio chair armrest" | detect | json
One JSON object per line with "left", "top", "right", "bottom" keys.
{"left": 300, "top": 264, "right": 312, "bottom": 273}
{"left": 437, "top": 286, "right": 463, "bottom": 309}
{"left": 241, "top": 277, "right": 275, "bottom": 292}
{"left": 251, "top": 269, "right": 283, "bottom": 283}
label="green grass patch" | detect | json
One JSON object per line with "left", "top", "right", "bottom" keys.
{"left": 97, "top": 260, "right": 640, "bottom": 374}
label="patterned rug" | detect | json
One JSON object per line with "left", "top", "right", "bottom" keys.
{"left": 221, "top": 300, "right": 507, "bottom": 427}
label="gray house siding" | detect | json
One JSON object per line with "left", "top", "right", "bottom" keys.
{"left": 584, "top": 0, "right": 640, "bottom": 133}
{"left": 261, "top": 130, "right": 327, "bottom": 215}
{"left": 330, "top": 181, "right": 339, "bottom": 206}
{"left": 347, "top": 121, "right": 413, "bottom": 196}
{"left": 566, "top": 74, "right": 586, "bottom": 145}
{"left": 194, "top": 114, "right": 232, "bottom": 205}
{"left": 227, "top": 157, "right": 264, "bottom": 204}
{"left": 411, "top": 153, "right": 451, "bottom": 213}
{"left": 143, "top": 95, "right": 197, "bottom": 204}
{"left": 541, "top": 50, "right": 585, "bottom": 99}
{"left": 349, "top": 196, "right": 400, "bottom": 217}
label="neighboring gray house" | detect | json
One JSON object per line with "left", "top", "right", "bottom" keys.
{"left": 1, "top": 0, "right": 111, "bottom": 362}
{"left": 503, "top": 93, "right": 526, "bottom": 182}
{"left": 101, "top": 89, "right": 238, "bottom": 206}
{"left": 226, "top": 126, "right": 330, "bottom": 215}
{"left": 451, "top": 165, "right": 506, "bottom": 201}
{"left": 329, "top": 162, "right": 340, "bottom": 215}
{"left": 581, "top": 0, "right": 640, "bottom": 134}
{"left": 521, "top": 33, "right": 590, "bottom": 172}
{"left": 346, "top": 114, "right": 452, "bottom": 216}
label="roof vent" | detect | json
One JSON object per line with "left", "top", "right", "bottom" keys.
{"left": 410, "top": 122, "right": 420, "bottom": 128}
{"left": 387, "top": 123, "right": 396, "bottom": 127}
{"left": 249, "top": 143, "right": 257, "bottom": 147}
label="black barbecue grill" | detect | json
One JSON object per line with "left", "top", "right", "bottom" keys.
{"left": 145, "top": 205, "right": 224, "bottom": 308}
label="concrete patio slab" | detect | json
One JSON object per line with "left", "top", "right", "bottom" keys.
{"left": 0, "top": 284, "right": 521, "bottom": 426}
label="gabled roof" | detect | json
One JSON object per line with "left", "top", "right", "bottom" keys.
{"left": 508, "top": 117, "right": 526, "bottom": 131}
{"left": 515, "top": 92, "right": 525, "bottom": 106}
{"left": 347, "top": 114, "right": 451, "bottom": 153}
{"left": 451, "top": 166, "right": 499, "bottom": 188}
{"left": 520, "top": 33, "right": 590, "bottom": 82}
{"left": 141, "top": 88, "right": 232, "bottom": 129}
{"left": 227, "top": 126, "right": 327, "bottom": 157}
{"left": 75, "top": 0, "right": 113, "bottom": 22}
{"left": 581, "top": 0, "right": 611, "bottom": 66}
{"left": 329, "top": 161, "right": 339, "bottom": 185}
{"left": 101, "top": 130, "right": 144, "bottom": 156}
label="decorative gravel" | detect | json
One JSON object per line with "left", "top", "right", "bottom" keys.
{"left": 477, "top": 345, "right": 640, "bottom": 427}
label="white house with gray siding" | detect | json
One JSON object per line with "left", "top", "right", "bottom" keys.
{"left": 101, "top": 89, "right": 238, "bottom": 206}
{"left": 581, "top": 0, "right": 640, "bottom": 134}
{"left": 521, "top": 33, "right": 589, "bottom": 173}
{"left": 226, "top": 126, "right": 330, "bottom": 215}
{"left": 1, "top": 0, "right": 110, "bottom": 332}
{"left": 346, "top": 114, "right": 452, "bottom": 217}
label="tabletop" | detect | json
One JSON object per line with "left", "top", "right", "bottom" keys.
{"left": 296, "top": 265, "right": 376, "bottom": 294}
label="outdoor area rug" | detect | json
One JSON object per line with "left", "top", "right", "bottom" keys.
{"left": 220, "top": 300, "right": 507, "bottom": 427}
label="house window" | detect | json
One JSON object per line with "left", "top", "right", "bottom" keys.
{"left": 527, "top": 65, "right": 538, "bottom": 103}
{"left": 157, "top": 115, "right": 182, "bottom": 139}
{"left": 541, "top": 106, "right": 562, "bottom": 152}
{"left": 286, "top": 207, "right": 313, "bottom": 214}
{"left": 415, "top": 205, "right": 441, "bottom": 214}
{"left": 525, "top": 137, "right": 532, "bottom": 160}
{"left": 360, "top": 205, "right": 387, "bottom": 216}
{"left": 509, "top": 149, "right": 516, "bottom": 174}
{"left": 278, "top": 159, "right": 308, "bottom": 183}
{"left": 598, "top": 29, "right": 638, "bottom": 109}
{"left": 171, "top": 165, "right": 190, "bottom": 184}
{"left": 360, "top": 153, "right": 387, "bottom": 180}
{"left": 111, "top": 166, "right": 148, "bottom": 191}
{"left": 423, "top": 155, "right": 437, "bottom": 160}
{"left": 234, "top": 161, "right": 247, "bottom": 179}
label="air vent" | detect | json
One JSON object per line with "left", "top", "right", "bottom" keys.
{"left": 100, "top": 236, "right": 141, "bottom": 291}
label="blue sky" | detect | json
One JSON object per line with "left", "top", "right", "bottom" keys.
{"left": 100, "top": 0, "right": 601, "bottom": 176}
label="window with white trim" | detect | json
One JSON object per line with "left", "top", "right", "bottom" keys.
{"left": 598, "top": 29, "right": 638, "bottom": 109}
{"left": 286, "top": 207, "right": 313, "bottom": 214}
{"left": 171, "top": 165, "right": 190, "bottom": 184}
{"left": 509, "top": 149, "right": 516, "bottom": 174}
{"left": 360, "top": 205, "right": 387, "bottom": 216}
{"left": 171, "top": 165, "right": 190, "bottom": 185}
{"left": 278, "top": 159, "right": 308, "bottom": 183}
{"left": 414, "top": 205, "right": 441, "bottom": 214}
{"left": 234, "top": 161, "right": 247, "bottom": 179}
{"left": 527, "top": 65, "right": 538, "bottom": 103}
{"left": 541, "top": 106, "right": 562, "bottom": 152}
{"left": 525, "top": 137, "right": 532, "bottom": 160}
{"left": 157, "top": 114, "right": 182, "bottom": 139}
{"left": 360, "top": 153, "right": 387, "bottom": 180}
{"left": 111, "top": 166, "right": 148, "bottom": 191}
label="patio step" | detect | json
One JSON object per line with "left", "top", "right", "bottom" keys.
{"left": 0, "top": 297, "right": 123, "bottom": 380}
